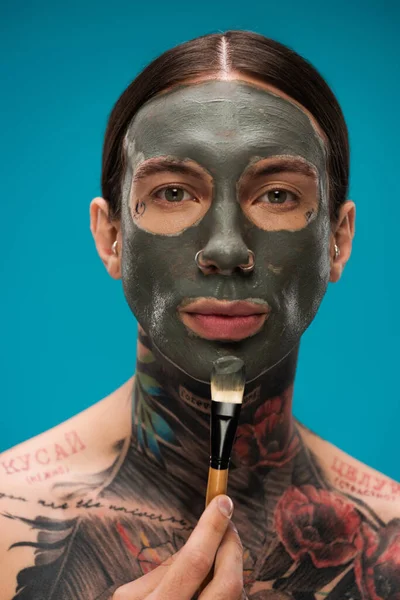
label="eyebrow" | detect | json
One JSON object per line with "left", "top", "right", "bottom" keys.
{"left": 132, "top": 158, "right": 205, "bottom": 183}
{"left": 132, "top": 156, "right": 318, "bottom": 184}
{"left": 242, "top": 158, "right": 318, "bottom": 181}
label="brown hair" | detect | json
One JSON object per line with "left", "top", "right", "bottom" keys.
{"left": 102, "top": 30, "right": 349, "bottom": 222}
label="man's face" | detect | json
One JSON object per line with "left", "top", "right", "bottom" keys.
{"left": 119, "top": 80, "right": 331, "bottom": 383}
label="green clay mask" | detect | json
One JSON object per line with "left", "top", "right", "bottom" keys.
{"left": 119, "top": 80, "right": 331, "bottom": 383}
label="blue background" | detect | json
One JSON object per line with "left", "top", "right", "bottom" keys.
{"left": 1, "top": 1, "right": 398, "bottom": 479}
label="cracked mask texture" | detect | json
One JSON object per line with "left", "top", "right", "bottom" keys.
{"left": 119, "top": 81, "right": 331, "bottom": 383}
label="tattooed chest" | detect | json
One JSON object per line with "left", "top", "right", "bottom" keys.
{"left": 5, "top": 514, "right": 380, "bottom": 600}
{"left": 248, "top": 486, "right": 400, "bottom": 600}
{"left": 6, "top": 507, "right": 193, "bottom": 599}
{"left": 5, "top": 486, "right": 400, "bottom": 600}
{"left": 6, "top": 502, "right": 265, "bottom": 599}
{"left": 0, "top": 514, "right": 353, "bottom": 600}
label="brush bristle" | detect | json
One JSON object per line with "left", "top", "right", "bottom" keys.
{"left": 211, "top": 356, "right": 246, "bottom": 404}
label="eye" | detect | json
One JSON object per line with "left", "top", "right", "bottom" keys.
{"left": 257, "top": 188, "right": 299, "bottom": 205}
{"left": 153, "top": 186, "right": 194, "bottom": 203}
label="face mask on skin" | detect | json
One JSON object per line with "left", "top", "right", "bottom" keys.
{"left": 119, "top": 80, "right": 331, "bottom": 383}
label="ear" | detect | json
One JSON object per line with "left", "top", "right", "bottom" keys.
{"left": 329, "top": 200, "right": 356, "bottom": 283}
{"left": 90, "top": 197, "right": 122, "bottom": 280}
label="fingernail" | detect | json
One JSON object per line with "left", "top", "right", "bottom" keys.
{"left": 217, "top": 495, "right": 233, "bottom": 518}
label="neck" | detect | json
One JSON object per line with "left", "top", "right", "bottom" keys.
{"left": 131, "top": 326, "right": 301, "bottom": 494}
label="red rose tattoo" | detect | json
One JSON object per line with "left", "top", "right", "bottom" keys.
{"left": 355, "top": 520, "right": 400, "bottom": 599}
{"left": 275, "top": 485, "right": 362, "bottom": 568}
{"left": 234, "top": 386, "right": 300, "bottom": 468}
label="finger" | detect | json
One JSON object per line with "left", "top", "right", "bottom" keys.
{"left": 112, "top": 550, "right": 181, "bottom": 599}
{"left": 199, "top": 521, "right": 244, "bottom": 599}
{"left": 112, "top": 568, "right": 167, "bottom": 600}
{"left": 153, "top": 495, "right": 233, "bottom": 599}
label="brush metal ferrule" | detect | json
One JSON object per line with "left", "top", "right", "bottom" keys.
{"left": 210, "top": 400, "right": 242, "bottom": 470}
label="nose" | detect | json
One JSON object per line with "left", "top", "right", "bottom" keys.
{"left": 197, "top": 205, "right": 252, "bottom": 276}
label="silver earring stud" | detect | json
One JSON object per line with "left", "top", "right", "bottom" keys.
{"left": 112, "top": 240, "right": 118, "bottom": 256}
{"left": 334, "top": 243, "right": 340, "bottom": 260}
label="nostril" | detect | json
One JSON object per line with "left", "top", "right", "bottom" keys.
{"left": 195, "top": 242, "right": 254, "bottom": 275}
{"left": 202, "top": 264, "right": 219, "bottom": 275}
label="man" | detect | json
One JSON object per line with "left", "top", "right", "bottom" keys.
{"left": 1, "top": 31, "right": 399, "bottom": 599}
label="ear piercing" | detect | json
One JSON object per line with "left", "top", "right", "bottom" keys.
{"left": 334, "top": 243, "right": 340, "bottom": 260}
{"left": 195, "top": 249, "right": 255, "bottom": 274}
{"left": 112, "top": 240, "right": 119, "bottom": 256}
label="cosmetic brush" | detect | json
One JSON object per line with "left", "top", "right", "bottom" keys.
{"left": 198, "top": 355, "right": 246, "bottom": 594}
{"left": 205, "top": 355, "right": 246, "bottom": 505}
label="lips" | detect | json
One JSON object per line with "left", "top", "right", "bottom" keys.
{"left": 178, "top": 299, "right": 271, "bottom": 341}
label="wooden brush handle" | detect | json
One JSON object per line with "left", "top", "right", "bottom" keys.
{"left": 198, "top": 467, "right": 229, "bottom": 596}
{"left": 205, "top": 467, "right": 229, "bottom": 506}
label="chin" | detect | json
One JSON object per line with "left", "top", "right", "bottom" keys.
{"left": 153, "top": 331, "right": 296, "bottom": 384}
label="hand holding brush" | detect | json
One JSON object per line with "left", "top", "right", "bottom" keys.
{"left": 111, "top": 495, "right": 244, "bottom": 599}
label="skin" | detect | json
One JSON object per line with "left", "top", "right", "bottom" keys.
{"left": 2, "top": 72, "right": 398, "bottom": 600}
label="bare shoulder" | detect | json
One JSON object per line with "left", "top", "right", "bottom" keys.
{"left": 298, "top": 423, "right": 400, "bottom": 520}
{"left": 0, "top": 376, "right": 134, "bottom": 599}
{"left": 0, "top": 376, "right": 134, "bottom": 492}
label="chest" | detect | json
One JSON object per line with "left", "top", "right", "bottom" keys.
{"left": 6, "top": 502, "right": 368, "bottom": 600}
{"left": 6, "top": 495, "right": 270, "bottom": 599}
